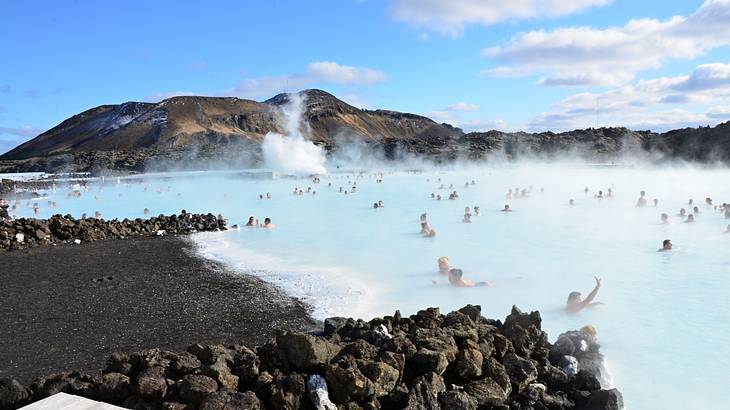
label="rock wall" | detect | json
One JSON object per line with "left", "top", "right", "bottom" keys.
{"left": 0, "top": 212, "right": 226, "bottom": 251}
{"left": 0, "top": 306, "right": 623, "bottom": 409}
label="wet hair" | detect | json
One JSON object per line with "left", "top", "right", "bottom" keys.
{"left": 264, "top": 217, "right": 271, "bottom": 224}
{"left": 438, "top": 256, "right": 449, "bottom": 265}
{"left": 663, "top": 239, "right": 671, "bottom": 247}
{"left": 567, "top": 291, "right": 582, "bottom": 304}
{"left": 449, "top": 268, "right": 463, "bottom": 280}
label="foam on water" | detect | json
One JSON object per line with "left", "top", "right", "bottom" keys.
{"left": 194, "top": 231, "right": 377, "bottom": 319}
{"left": 4, "top": 163, "right": 730, "bottom": 409}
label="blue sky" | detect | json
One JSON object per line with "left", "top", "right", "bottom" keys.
{"left": 1, "top": 0, "right": 729, "bottom": 154}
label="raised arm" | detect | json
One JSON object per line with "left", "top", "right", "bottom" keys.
{"left": 580, "top": 276, "right": 602, "bottom": 308}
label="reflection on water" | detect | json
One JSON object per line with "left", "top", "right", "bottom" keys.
{"left": 5, "top": 164, "right": 730, "bottom": 409}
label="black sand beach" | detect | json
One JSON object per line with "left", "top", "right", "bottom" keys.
{"left": 0, "top": 236, "right": 317, "bottom": 383}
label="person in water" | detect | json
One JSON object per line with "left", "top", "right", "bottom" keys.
{"left": 263, "top": 217, "right": 275, "bottom": 228}
{"left": 446, "top": 268, "right": 491, "bottom": 287}
{"left": 569, "top": 199, "right": 575, "bottom": 206}
{"left": 685, "top": 214, "right": 695, "bottom": 223}
{"left": 420, "top": 221, "right": 433, "bottom": 235}
{"left": 501, "top": 204, "right": 512, "bottom": 212}
{"left": 725, "top": 224, "right": 730, "bottom": 234}
{"left": 658, "top": 239, "right": 672, "bottom": 252}
{"left": 677, "top": 208, "right": 687, "bottom": 217}
{"left": 566, "top": 276, "right": 603, "bottom": 313}
{"left": 660, "top": 213, "right": 669, "bottom": 224}
{"left": 246, "top": 216, "right": 255, "bottom": 226}
{"left": 437, "top": 256, "right": 451, "bottom": 274}
{"left": 636, "top": 190, "right": 648, "bottom": 208}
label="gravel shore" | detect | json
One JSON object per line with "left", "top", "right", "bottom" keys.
{"left": 0, "top": 235, "right": 317, "bottom": 383}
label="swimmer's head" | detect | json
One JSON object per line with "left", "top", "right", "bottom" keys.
{"left": 264, "top": 217, "right": 271, "bottom": 224}
{"left": 567, "top": 291, "right": 582, "bottom": 304}
{"left": 581, "top": 325, "right": 598, "bottom": 339}
{"left": 663, "top": 239, "right": 672, "bottom": 250}
{"left": 448, "top": 268, "right": 463, "bottom": 282}
{"left": 437, "top": 256, "right": 450, "bottom": 271}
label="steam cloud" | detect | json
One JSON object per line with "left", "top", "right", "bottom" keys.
{"left": 261, "top": 93, "right": 327, "bottom": 175}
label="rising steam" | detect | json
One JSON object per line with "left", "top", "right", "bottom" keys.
{"left": 261, "top": 93, "right": 327, "bottom": 175}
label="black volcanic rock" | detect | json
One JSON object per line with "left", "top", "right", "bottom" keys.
{"left": 1, "top": 305, "right": 621, "bottom": 410}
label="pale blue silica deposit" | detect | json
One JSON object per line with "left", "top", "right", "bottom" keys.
{"left": 6, "top": 163, "right": 730, "bottom": 409}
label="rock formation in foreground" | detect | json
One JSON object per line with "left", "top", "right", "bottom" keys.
{"left": 0, "top": 306, "right": 623, "bottom": 410}
{"left": 0, "top": 89, "right": 728, "bottom": 173}
{"left": 0, "top": 211, "right": 226, "bottom": 251}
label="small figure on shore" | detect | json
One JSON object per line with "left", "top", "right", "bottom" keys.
{"left": 263, "top": 217, "right": 275, "bottom": 229}
{"left": 658, "top": 239, "right": 672, "bottom": 252}
{"left": 566, "top": 276, "right": 603, "bottom": 313}
{"left": 0, "top": 199, "right": 10, "bottom": 220}
{"left": 501, "top": 204, "right": 512, "bottom": 212}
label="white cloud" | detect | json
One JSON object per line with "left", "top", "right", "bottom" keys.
{"left": 390, "top": 0, "right": 611, "bottom": 36}
{"left": 527, "top": 62, "right": 730, "bottom": 131}
{"left": 484, "top": 0, "right": 730, "bottom": 86}
{"left": 448, "top": 102, "right": 480, "bottom": 112}
{"left": 226, "top": 61, "right": 387, "bottom": 99}
{"left": 707, "top": 106, "right": 730, "bottom": 119}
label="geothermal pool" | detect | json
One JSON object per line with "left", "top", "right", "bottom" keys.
{"left": 6, "top": 164, "right": 730, "bottom": 409}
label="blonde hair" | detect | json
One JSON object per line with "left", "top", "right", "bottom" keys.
{"left": 581, "top": 325, "right": 598, "bottom": 339}
{"left": 437, "top": 256, "right": 449, "bottom": 265}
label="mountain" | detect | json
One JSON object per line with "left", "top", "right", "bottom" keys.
{"left": 1, "top": 89, "right": 729, "bottom": 173}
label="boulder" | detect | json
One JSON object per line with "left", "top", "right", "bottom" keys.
{"left": 0, "top": 378, "right": 30, "bottom": 408}
{"left": 325, "top": 355, "right": 375, "bottom": 404}
{"left": 404, "top": 372, "right": 445, "bottom": 410}
{"left": 463, "top": 377, "right": 508, "bottom": 407}
{"left": 276, "top": 332, "right": 341, "bottom": 372}
{"left": 203, "top": 359, "right": 239, "bottom": 390}
{"left": 584, "top": 388, "right": 624, "bottom": 410}
{"left": 200, "top": 390, "right": 262, "bottom": 410}
{"left": 136, "top": 366, "right": 168, "bottom": 401}
{"left": 178, "top": 374, "right": 218, "bottom": 404}
{"left": 409, "top": 348, "right": 449, "bottom": 377}
{"left": 503, "top": 353, "right": 538, "bottom": 393}
{"left": 96, "top": 372, "right": 131, "bottom": 401}
{"left": 439, "top": 390, "right": 478, "bottom": 410}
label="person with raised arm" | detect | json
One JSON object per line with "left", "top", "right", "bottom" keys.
{"left": 566, "top": 276, "right": 603, "bottom": 313}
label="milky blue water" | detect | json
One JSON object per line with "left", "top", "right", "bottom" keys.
{"left": 5, "top": 164, "right": 730, "bottom": 409}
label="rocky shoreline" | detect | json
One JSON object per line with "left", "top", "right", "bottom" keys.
{"left": 0, "top": 305, "right": 622, "bottom": 410}
{"left": 0, "top": 212, "right": 226, "bottom": 251}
